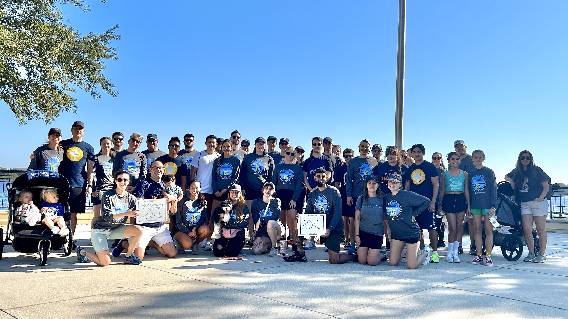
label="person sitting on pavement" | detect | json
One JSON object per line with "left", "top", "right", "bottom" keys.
{"left": 174, "top": 180, "right": 210, "bottom": 252}
{"left": 354, "top": 176, "right": 386, "bottom": 266}
{"left": 251, "top": 182, "right": 282, "bottom": 256}
{"left": 76, "top": 170, "right": 143, "bottom": 266}
{"left": 385, "top": 172, "right": 432, "bottom": 269}
{"left": 212, "top": 184, "right": 249, "bottom": 259}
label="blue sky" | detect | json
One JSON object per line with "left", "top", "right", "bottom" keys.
{"left": 1, "top": 0, "right": 567, "bottom": 183}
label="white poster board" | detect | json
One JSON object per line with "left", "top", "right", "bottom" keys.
{"left": 298, "top": 214, "right": 326, "bottom": 237}
{"left": 136, "top": 198, "right": 168, "bottom": 224}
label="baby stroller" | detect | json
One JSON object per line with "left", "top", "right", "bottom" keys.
{"left": 493, "top": 181, "right": 540, "bottom": 261}
{"left": 0, "top": 171, "right": 73, "bottom": 265}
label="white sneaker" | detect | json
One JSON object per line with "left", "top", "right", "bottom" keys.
{"left": 453, "top": 252, "right": 461, "bottom": 263}
{"left": 201, "top": 240, "right": 213, "bottom": 251}
{"left": 422, "top": 247, "right": 432, "bottom": 266}
{"left": 58, "top": 227, "right": 69, "bottom": 237}
{"left": 447, "top": 250, "right": 455, "bottom": 263}
{"left": 268, "top": 248, "right": 278, "bottom": 257}
{"left": 51, "top": 226, "right": 61, "bottom": 235}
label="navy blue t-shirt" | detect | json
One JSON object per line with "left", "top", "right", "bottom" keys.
{"left": 302, "top": 155, "right": 333, "bottom": 189}
{"left": 59, "top": 139, "right": 95, "bottom": 188}
{"left": 156, "top": 154, "right": 187, "bottom": 187}
{"left": 404, "top": 160, "right": 439, "bottom": 199}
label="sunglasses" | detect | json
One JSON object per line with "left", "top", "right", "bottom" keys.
{"left": 184, "top": 139, "right": 194, "bottom": 142}
{"left": 231, "top": 135, "right": 241, "bottom": 140}
{"left": 115, "top": 177, "right": 129, "bottom": 182}
{"left": 113, "top": 137, "right": 124, "bottom": 141}
{"left": 520, "top": 156, "right": 532, "bottom": 160}
{"left": 169, "top": 144, "right": 180, "bottom": 148}
{"left": 286, "top": 152, "right": 296, "bottom": 156}
{"left": 131, "top": 139, "right": 142, "bottom": 144}
{"left": 344, "top": 154, "right": 354, "bottom": 158}
{"left": 432, "top": 156, "right": 441, "bottom": 160}
{"left": 312, "top": 143, "right": 322, "bottom": 146}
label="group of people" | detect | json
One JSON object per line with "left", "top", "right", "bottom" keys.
{"left": 24, "top": 120, "right": 551, "bottom": 268}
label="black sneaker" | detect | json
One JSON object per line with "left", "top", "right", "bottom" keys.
{"left": 438, "top": 241, "right": 446, "bottom": 248}
{"left": 283, "top": 251, "right": 307, "bottom": 262}
{"left": 458, "top": 243, "right": 463, "bottom": 254}
{"left": 469, "top": 245, "right": 477, "bottom": 256}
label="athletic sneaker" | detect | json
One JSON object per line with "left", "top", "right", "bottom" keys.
{"left": 471, "top": 255, "right": 483, "bottom": 265}
{"left": 523, "top": 252, "right": 536, "bottom": 262}
{"left": 268, "top": 247, "right": 278, "bottom": 257}
{"left": 201, "top": 240, "right": 213, "bottom": 251}
{"left": 430, "top": 251, "right": 440, "bottom": 263}
{"left": 58, "top": 227, "right": 69, "bottom": 237}
{"left": 469, "top": 245, "right": 476, "bottom": 256}
{"left": 283, "top": 251, "right": 307, "bottom": 262}
{"left": 447, "top": 250, "right": 454, "bottom": 263}
{"left": 112, "top": 240, "right": 125, "bottom": 257}
{"left": 458, "top": 243, "right": 463, "bottom": 255}
{"left": 51, "top": 226, "right": 61, "bottom": 235}
{"left": 453, "top": 253, "right": 461, "bottom": 263}
{"left": 421, "top": 247, "right": 432, "bottom": 266}
{"left": 124, "top": 254, "right": 142, "bottom": 265}
{"left": 532, "top": 255, "right": 546, "bottom": 263}
{"left": 483, "top": 256, "right": 493, "bottom": 267}
{"left": 76, "top": 246, "right": 89, "bottom": 263}
{"left": 304, "top": 240, "right": 316, "bottom": 250}
{"left": 347, "top": 244, "right": 356, "bottom": 255}
{"left": 438, "top": 241, "right": 446, "bottom": 248}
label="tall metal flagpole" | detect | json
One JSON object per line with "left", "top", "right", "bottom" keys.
{"left": 395, "top": 0, "right": 406, "bottom": 150}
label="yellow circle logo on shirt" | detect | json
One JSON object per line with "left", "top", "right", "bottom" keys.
{"left": 164, "top": 162, "right": 178, "bottom": 175}
{"left": 411, "top": 169, "right": 426, "bottom": 185}
{"left": 66, "top": 146, "right": 84, "bottom": 162}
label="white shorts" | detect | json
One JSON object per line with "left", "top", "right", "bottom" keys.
{"left": 138, "top": 224, "right": 173, "bottom": 249}
{"left": 520, "top": 200, "right": 548, "bottom": 217}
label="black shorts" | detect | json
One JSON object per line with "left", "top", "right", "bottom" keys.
{"left": 213, "top": 230, "right": 245, "bottom": 257}
{"left": 359, "top": 230, "right": 383, "bottom": 250}
{"left": 275, "top": 189, "right": 294, "bottom": 210}
{"left": 391, "top": 234, "right": 420, "bottom": 244}
{"left": 323, "top": 230, "right": 342, "bottom": 253}
{"left": 255, "top": 223, "right": 269, "bottom": 239}
{"left": 69, "top": 187, "right": 86, "bottom": 214}
{"left": 342, "top": 200, "right": 355, "bottom": 217}
{"left": 415, "top": 210, "right": 435, "bottom": 230}
{"left": 243, "top": 188, "right": 262, "bottom": 201}
{"left": 442, "top": 193, "right": 467, "bottom": 213}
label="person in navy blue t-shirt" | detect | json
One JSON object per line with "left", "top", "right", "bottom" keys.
{"left": 302, "top": 137, "right": 333, "bottom": 192}
{"left": 59, "top": 121, "right": 95, "bottom": 236}
{"left": 404, "top": 144, "right": 440, "bottom": 263}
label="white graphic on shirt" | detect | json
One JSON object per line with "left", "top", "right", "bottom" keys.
{"left": 471, "top": 175, "right": 486, "bottom": 194}
{"left": 386, "top": 200, "right": 401, "bottom": 219}
{"left": 314, "top": 195, "right": 329, "bottom": 214}
{"left": 359, "top": 162, "right": 373, "bottom": 178}
{"left": 218, "top": 163, "right": 233, "bottom": 179}
{"left": 251, "top": 158, "right": 267, "bottom": 175}
{"left": 279, "top": 169, "right": 294, "bottom": 183}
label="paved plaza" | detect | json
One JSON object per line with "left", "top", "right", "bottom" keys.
{"left": 1, "top": 225, "right": 567, "bottom": 319}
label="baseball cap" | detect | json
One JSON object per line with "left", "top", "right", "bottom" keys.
{"left": 386, "top": 172, "right": 402, "bottom": 183}
{"left": 71, "top": 121, "right": 85, "bottom": 129}
{"left": 323, "top": 137, "right": 333, "bottom": 144}
{"left": 241, "top": 139, "right": 250, "bottom": 147}
{"left": 295, "top": 146, "right": 305, "bottom": 154}
{"left": 454, "top": 140, "right": 465, "bottom": 147}
{"left": 228, "top": 184, "right": 242, "bottom": 192}
{"left": 255, "top": 137, "right": 266, "bottom": 144}
{"left": 314, "top": 167, "right": 328, "bottom": 174}
{"left": 263, "top": 182, "right": 276, "bottom": 189}
{"left": 48, "top": 128, "right": 61, "bottom": 136}
{"left": 279, "top": 137, "right": 289, "bottom": 145}
{"left": 267, "top": 136, "right": 277, "bottom": 142}
{"left": 147, "top": 133, "right": 158, "bottom": 141}
{"left": 372, "top": 144, "right": 382, "bottom": 151}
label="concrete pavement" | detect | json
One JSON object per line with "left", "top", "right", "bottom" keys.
{"left": 1, "top": 225, "right": 567, "bottom": 319}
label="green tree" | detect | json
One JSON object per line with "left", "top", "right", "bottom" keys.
{"left": 0, "top": 0, "right": 119, "bottom": 124}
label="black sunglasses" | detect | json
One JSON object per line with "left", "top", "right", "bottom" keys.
{"left": 115, "top": 177, "right": 129, "bottom": 182}
{"left": 520, "top": 156, "right": 532, "bottom": 160}
{"left": 432, "top": 156, "right": 441, "bottom": 160}
{"left": 286, "top": 152, "right": 296, "bottom": 156}
{"left": 312, "top": 143, "right": 322, "bottom": 146}
{"left": 231, "top": 135, "right": 241, "bottom": 139}
{"left": 113, "top": 137, "right": 124, "bottom": 141}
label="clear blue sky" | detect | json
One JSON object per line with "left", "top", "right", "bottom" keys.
{"left": 1, "top": 0, "right": 567, "bottom": 183}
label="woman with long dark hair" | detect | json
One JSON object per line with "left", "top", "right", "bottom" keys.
{"left": 354, "top": 176, "right": 386, "bottom": 266}
{"left": 87, "top": 137, "right": 115, "bottom": 218}
{"left": 175, "top": 180, "right": 211, "bottom": 252}
{"left": 505, "top": 150, "right": 550, "bottom": 263}
{"left": 212, "top": 184, "right": 250, "bottom": 258}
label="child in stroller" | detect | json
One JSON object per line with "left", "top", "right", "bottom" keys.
{"left": 15, "top": 190, "right": 41, "bottom": 226}
{"left": 39, "top": 188, "right": 70, "bottom": 237}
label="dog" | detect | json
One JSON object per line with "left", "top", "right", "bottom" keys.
{"left": 211, "top": 200, "right": 232, "bottom": 239}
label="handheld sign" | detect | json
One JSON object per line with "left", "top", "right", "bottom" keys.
{"left": 136, "top": 198, "right": 167, "bottom": 224}
{"left": 298, "top": 214, "right": 326, "bottom": 237}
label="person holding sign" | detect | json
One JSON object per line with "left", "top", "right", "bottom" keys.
{"left": 116, "top": 161, "right": 177, "bottom": 260}
{"left": 384, "top": 173, "right": 432, "bottom": 269}
{"left": 354, "top": 176, "right": 386, "bottom": 266}
{"left": 251, "top": 182, "right": 282, "bottom": 256}
{"left": 174, "top": 180, "right": 210, "bottom": 252}
{"left": 212, "top": 184, "right": 250, "bottom": 258}
{"left": 304, "top": 168, "right": 352, "bottom": 264}
{"left": 76, "top": 170, "right": 143, "bottom": 266}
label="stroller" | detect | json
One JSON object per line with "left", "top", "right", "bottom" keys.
{"left": 0, "top": 171, "right": 73, "bottom": 265}
{"left": 492, "top": 181, "right": 540, "bottom": 261}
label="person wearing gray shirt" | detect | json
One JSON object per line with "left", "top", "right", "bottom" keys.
{"left": 142, "top": 133, "right": 166, "bottom": 173}
{"left": 346, "top": 140, "right": 377, "bottom": 206}
{"left": 354, "top": 176, "right": 385, "bottom": 266}
{"left": 114, "top": 133, "right": 147, "bottom": 189}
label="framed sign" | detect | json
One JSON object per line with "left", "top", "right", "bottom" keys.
{"left": 298, "top": 214, "right": 326, "bottom": 237}
{"left": 136, "top": 198, "right": 167, "bottom": 224}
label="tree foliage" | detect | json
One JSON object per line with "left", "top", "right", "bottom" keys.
{"left": 0, "top": 0, "right": 119, "bottom": 123}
